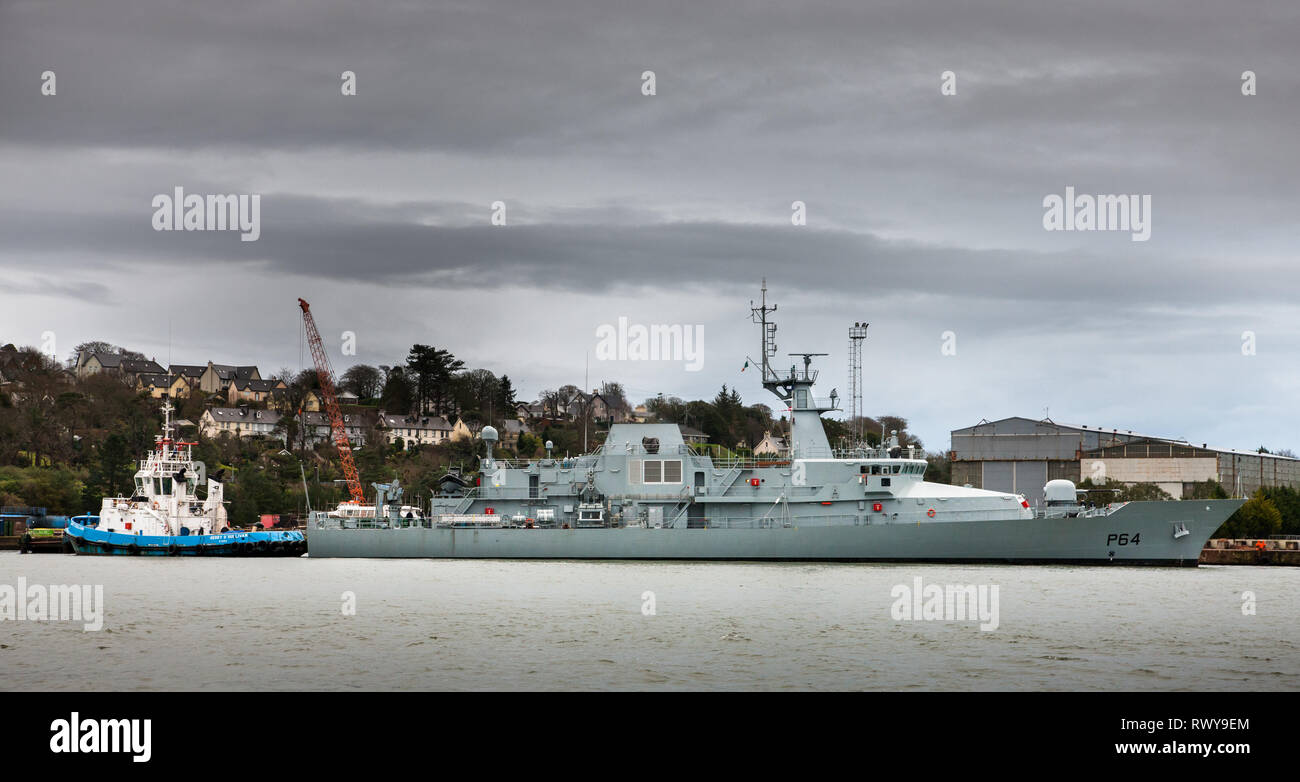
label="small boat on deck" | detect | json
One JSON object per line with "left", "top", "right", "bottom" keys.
{"left": 66, "top": 401, "right": 305, "bottom": 557}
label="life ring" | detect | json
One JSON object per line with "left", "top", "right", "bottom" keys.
{"left": 926, "top": 508, "right": 936, "bottom": 518}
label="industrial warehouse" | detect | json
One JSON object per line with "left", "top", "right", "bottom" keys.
{"left": 950, "top": 417, "right": 1300, "bottom": 506}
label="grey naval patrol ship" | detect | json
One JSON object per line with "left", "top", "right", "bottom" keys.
{"left": 307, "top": 285, "right": 1242, "bottom": 565}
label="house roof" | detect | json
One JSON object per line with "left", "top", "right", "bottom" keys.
{"left": 209, "top": 364, "right": 259, "bottom": 382}
{"left": 950, "top": 416, "right": 1176, "bottom": 443}
{"left": 231, "top": 378, "right": 279, "bottom": 392}
{"left": 206, "top": 407, "right": 282, "bottom": 424}
{"left": 298, "top": 411, "right": 367, "bottom": 427}
{"left": 89, "top": 351, "right": 123, "bottom": 369}
{"left": 169, "top": 364, "right": 206, "bottom": 377}
{"left": 378, "top": 413, "right": 452, "bottom": 431}
{"left": 501, "top": 420, "right": 530, "bottom": 434}
{"left": 137, "top": 373, "right": 179, "bottom": 387}
{"left": 567, "top": 390, "right": 608, "bottom": 405}
{"left": 121, "top": 359, "right": 165, "bottom": 374}
{"left": 1082, "top": 436, "right": 1300, "bottom": 462}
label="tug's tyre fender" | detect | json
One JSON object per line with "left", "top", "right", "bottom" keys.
{"left": 167, "top": 543, "right": 179, "bottom": 556}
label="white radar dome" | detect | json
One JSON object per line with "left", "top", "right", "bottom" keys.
{"left": 1043, "top": 479, "right": 1078, "bottom": 504}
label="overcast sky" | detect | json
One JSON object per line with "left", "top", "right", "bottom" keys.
{"left": 2, "top": 0, "right": 1297, "bottom": 451}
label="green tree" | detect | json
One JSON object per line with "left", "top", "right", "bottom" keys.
{"left": 516, "top": 432, "right": 541, "bottom": 458}
{"left": 1254, "top": 485, "right": 1300, "bottom": 536}
{"left": 341, "top": 364, "right": 383, "bottom": 400}
{"left": 1185, "top": 480, "right": 1229, "bottom": 500}
{"left": 1215, "top": 490, "right": 1283, "bottom": 538}
{"left": 924, "top": 453, "right": 952, "bottom": 484}
{"left": 406, "top": 345, "right": 464, "bottom": 415}
{"left": 380, "top": 366, "right": 416, "bottom": 414}
{"left": 497, "top": 375, "right": 517, "bottom": 419}
{"left": 1118, "top": 482, "right": 1174, "bottom": 502}
{"left": 91, "top": 433, "right": 133, "bottom": 498}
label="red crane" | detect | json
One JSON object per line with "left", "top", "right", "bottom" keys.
{"left": 298, "top": 298, "right": 365, "bottom": 505}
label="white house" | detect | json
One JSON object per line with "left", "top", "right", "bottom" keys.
{"left": 378, "top": 413, "right": 453, "bottom": 450}
{"left": 200, "top": 407, "right": 283, "bottom": 440}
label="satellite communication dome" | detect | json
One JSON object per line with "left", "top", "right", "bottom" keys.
{"left": 481, "top": 425, "right": 498, "bottom": 442}
{"left": 1043, "top": 479, "right": 1077, "bottom": 504}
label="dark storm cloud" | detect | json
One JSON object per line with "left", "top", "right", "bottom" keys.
{"left": 0, "top": 190, "right": 1284, "bottom": 311}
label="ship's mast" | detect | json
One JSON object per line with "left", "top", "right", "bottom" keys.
{"left": 848, "top": 322, "right": 868, "bottom": 444}
{"left": 749, "top": 281, "right": 838, "bottom": 457}
{"left": 157, "top": 399, "right": 175, "bottom": 454}
{"left": 750, "top": 278, "right": 782, "bottom": 395}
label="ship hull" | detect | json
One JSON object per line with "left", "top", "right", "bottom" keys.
{"left": 306, "top": 499, "right": 1241, "bottom": 565}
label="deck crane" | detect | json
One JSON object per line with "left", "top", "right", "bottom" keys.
{"left": 298, "top": 298, "right": 365, "bottom": 505}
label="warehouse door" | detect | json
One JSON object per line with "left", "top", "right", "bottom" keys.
{"left": 1014, "top": 461, "right": 1048, "bottom": 506}
{"left": 982, "top": 461, "right": 1014, "bottom": 494}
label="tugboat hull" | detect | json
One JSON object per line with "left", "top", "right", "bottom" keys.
{"left": 66, "top": 521, "right": 306, "bottom": 557}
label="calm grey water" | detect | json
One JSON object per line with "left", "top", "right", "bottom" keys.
{"left": 2, "top": 552, "right": 1296, "bottom": 691}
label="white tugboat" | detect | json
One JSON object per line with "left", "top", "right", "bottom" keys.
{"left": 66, "top": 401, "right": 306, "bottom": 556}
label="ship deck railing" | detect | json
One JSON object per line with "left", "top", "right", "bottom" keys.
{"left": 793, "top": 446, "right": 927, "bottom": 460}
{"left": 314, "top": 512, "right": 968, "bottom": 531}
{"left": 481, "top": 456, "right": 596, "bottom": 470}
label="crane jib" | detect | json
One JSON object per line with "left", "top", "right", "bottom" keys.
{"left": 298, "top": 298, "right": 366, "bottom": 504}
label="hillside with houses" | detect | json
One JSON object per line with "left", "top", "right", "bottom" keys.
{"left": 0, "top": 339, "right": 926, "bottom": 524}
